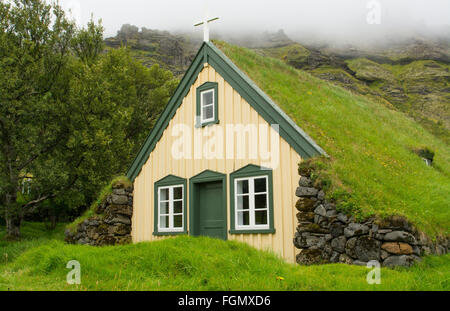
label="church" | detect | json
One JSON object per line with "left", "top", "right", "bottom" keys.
{"left": 126, "top": 19, "right": 325, "bottom": 262}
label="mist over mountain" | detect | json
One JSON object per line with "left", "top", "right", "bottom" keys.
{"left": 105, "top": 24, "right": 450, "bottom": 144}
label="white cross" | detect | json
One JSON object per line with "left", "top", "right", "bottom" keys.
{"left": 194, "top": 13, "right": 219, "bottom": 42}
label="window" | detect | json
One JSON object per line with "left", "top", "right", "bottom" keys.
{"left": 153, "top": 175, "right": 187, "bottom": 236}
{"left": 196, "top": 82, "right": 219, "bottom": 127}
{"left": 230, "top": 165, "right": 275, "bottom": 234}
{"left": 158, "top": 185, "right": 184, "bottom": 232}
{"left": 200, "top": 89, "right": 215, "bottom": 123}
{"left": 235, "top": 177, "right": 269, "bottom": 229}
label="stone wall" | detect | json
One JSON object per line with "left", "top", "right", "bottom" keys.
{"left": 65, "top": 184, "right": 133, "bottom": 246}
{"left": 294, "top": 169, "right": 449, "bottom": 267}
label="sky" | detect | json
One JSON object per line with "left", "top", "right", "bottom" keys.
{"left": 56, "top": 0, "right": 450, "bottom": 44}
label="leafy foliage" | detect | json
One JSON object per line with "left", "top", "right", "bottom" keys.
{"left": 0, "top": 0, "right": 177, "bottom": 238}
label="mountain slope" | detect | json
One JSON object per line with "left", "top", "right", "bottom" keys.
{"left": 215, "top": 41, "right": 450, "bottom": 237}
{"left": 258, "top": 43, "right": 450, "bottom": 144}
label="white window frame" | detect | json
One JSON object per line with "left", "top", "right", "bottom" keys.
{"left": 200, "top": 89, "right": 215, "bottom": 124}
{"left": 157, "top": 185, "right": 184, "bottom": 233}
{"left": 234, "top": 176, "right": 270, "bottom": 230}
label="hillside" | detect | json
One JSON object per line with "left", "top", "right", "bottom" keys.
{"left": 257, "top": 41, "right": 450, "bottom": 144}
{"left": 214, "top": 41, "right": 450, "bottom": 237}
{"left": 1, "top": 223, "right": 449, "bottom": 290}
{"left": 105, "top": 25, "right": 201, "bottom": 78}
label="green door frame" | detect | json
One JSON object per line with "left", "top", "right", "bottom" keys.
{"left": 189, "top": 170, "right": 227, "bottom": 240}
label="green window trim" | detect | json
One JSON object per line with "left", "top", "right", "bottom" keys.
{"left": 153, "top": 175, "right": 188, "bottom": 236}
{"left": 229, "top": 164, "right": 275, "bottom": 234}
{"left": 196, "top": 82, "right": 219, "bottom": 128}
{"left": 188, "top": 170, "right": 227, "bottom": 238}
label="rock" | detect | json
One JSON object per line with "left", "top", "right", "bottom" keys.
{"left": 344, "top": 223, "right": 369, "bottom": 238}
{"left": 110, "top": 194, "right": 129, "bottom": 205}
{"left": 314, "top": 205, "right": 327, "bottom": 217}
{"left": 337, "top": 213, "right": 349, "bottom": 224}
{"left": 295, "top": 235, "right": 322, "bottom": 249}
{"left": 383, "top": 255, "right": 416, "bottom": 268}
{"left": 113, "top": 188, "right": 127, "bottom": 195}
{"left": 317, "top": 190, "right": 325, "bottom": 200}
{"left": 353, "top": 236, "right": 380, "bottom": 262}
{"left": 296, "top": 248, "right": 329, "bottom": 265}
{"left": 345, "top": 237, "right": 358, "bottom": 258}
{"left": 371, "top": 224, "right": 379, "bottom": 234}
{"left": 111, "top": 215, "right": 132, "bottom": 225}
{"left": 296, "top": 212, "right": 315, "bottom": 222}
{"left": 295, "top": 198, "right": 316, "bottom": 212}
{"left": 381, "top": 242, "right": 413, "bottom": 255}
{"left": 339, "top": 254, "right": 353, "bottom": 265}
{"left": 331, "top": 236, "right": 346, "bottom": 253}
{"left": 326, "top": 210, "right": 337, "bottom": 217}
{"left": 297, "top": 223, "right": 329, "bottom": 234}
{"left": 108, "top": 204, "right": 133, "bottom": 217}
{"left": 296, "top": 187, "right": 319, "bottom": 198}
{"left": 353, "top": 260, "right": 368, "bottom": 266}
{"left": 108, "top": 224, "right": 131, "bottom": 236}
{"left": 380, "top": 249, "right": 390, "bottom": 260}
{"left": 378, "top": 229, "right": 392, "bottom": 234}
{"left": 299, "top": 177, "right": 313, "bottom": 187}
{"left": 330, "top": 222, "right": 344, "bottom": 237}
{"left": 384, "top": 231, "right": 416, "bottom": 244}
{"left": 330, "top": 252, "right": 340, "bottom": 263}
{"left": 324, "top": 202, "right": 336, "bottom": 211}
{"left": 378, "top": 215, "right": 415, "bottom": 233}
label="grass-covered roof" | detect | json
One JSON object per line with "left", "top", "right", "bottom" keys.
{"left": 214, "top": 41, "right": 449, "bottom": 237}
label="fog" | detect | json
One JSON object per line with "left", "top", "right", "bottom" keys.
{"left": 57, "top": 0, "right": 450, "bottom": 46}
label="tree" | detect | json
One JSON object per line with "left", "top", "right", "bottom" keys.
{"left": 0, "top": 0, "right": 177, "bottom": 239}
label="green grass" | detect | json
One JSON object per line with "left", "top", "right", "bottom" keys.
{"left": 214, "top": 41, "right": 450, "bottom": 237}
{"left": 0, "top": 223, "right": 449, "bottom": 291}
{"left": 0, "top": 222, "right": 66, "bottom": 266}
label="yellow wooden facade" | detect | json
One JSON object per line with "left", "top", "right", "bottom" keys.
{"left": 132, "top": 63, "right": 302, "bottom": 263}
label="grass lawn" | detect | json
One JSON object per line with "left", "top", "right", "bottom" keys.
{"left": 0, "top": 222, "right": 449, "bottom": 291}
{"left": 215, "top": 41, "right": 450, "bottom": 237}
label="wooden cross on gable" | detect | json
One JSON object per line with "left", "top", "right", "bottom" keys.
{"left": 194, "top": 7, "right": 219, "bottom": 42}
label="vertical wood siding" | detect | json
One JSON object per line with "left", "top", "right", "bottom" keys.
{"left": 132, "top": 64, "right": 302, "bottom": 263}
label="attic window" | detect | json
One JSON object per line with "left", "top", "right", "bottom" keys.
{"left": 196, "top": 82, "right": 219, "bottom": 127}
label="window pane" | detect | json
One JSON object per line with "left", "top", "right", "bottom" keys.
{"left": 159, "top": 188, "right": 169, "bottom": 201}
{"left": 159, "top": 201, "right": 169, "bottom": 214}
{"left": 236, "top": 180, "right": 249, "bottom": 194}
{"left": 237, "top": 211, "right": 249, "bottom": 226}
{"left": 202, "top": 105, "right": 214, "bottom": 120}
{"left": 254, "top": 177, "right": 267, "bottom": 193}
{"left": 160, "top": 215, "right": 169, "bottom": 229}
{"left": 255, "top": 210, "right": 268, "bottom": 225}
{"left": 237, "top": 195, "right": 249, "bottom": 210}
{"left": 202, "top": 90, "right": 213, "bottom": 106}
{"left": 174, "top": 215, "right": 183, "bottom": 228}
{"left": 255, "top": 194, "right": 267, "bottom": 210}
{"left": 174, "top": 200, "right": 183, "bottom": 214}
{"left": 173, "top": 186, "right": 183, "bottom": 200}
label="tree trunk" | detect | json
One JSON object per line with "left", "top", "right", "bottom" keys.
{"left": 4, "top": 192, "right": 21, "bottom": 240}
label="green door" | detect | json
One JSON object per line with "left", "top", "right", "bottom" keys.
{"left": 198, "top": 181, "right": 227, "bottom": 240}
